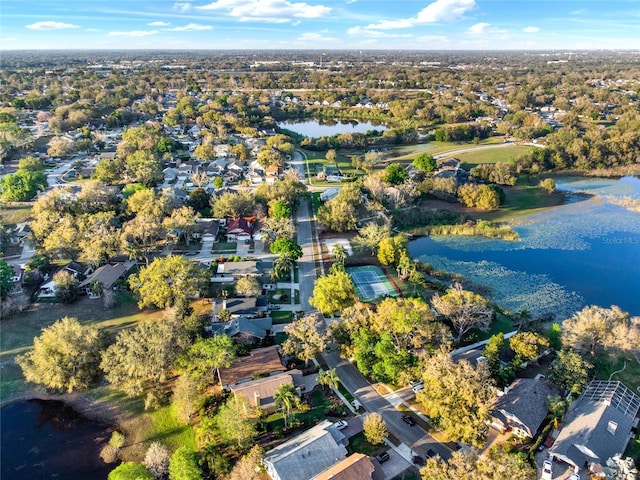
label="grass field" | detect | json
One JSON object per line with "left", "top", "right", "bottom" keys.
{"left": 388, "top": 137, "right": 505, "bottom": 162}
{"left": 0, "top": 203, "right": 32, "bottom": 225}
{"left": 452, "top": 144, "right": 532, "bottom": 169}
{"left": 0, "top": 292, "right": 165, "bottom": 401}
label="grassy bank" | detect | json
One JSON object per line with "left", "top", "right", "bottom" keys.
{"left": 453, "top": 144, "right": 532, "bottom": 169}
{"left": 423, "top": 221, "right": 519, "bottom": 241}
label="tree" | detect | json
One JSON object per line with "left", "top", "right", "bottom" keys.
{"left": 176, "top": 335, "right": 236, "bottom": 388}
{"left": 101, "top": 319, "right": 189, "bottom": 396}
{"left": 125, "top": 150, "right": 163, "bottom": 186}
{"left": 18, "top": 156, "right": 44, "bottom": 171}
{"left": 270, "top": 199, "right": 291, "bottom": 219}
{"left": 214, "top": 394, "right": 258, "bottom": 448}
{"left": 109, "top": 462, "right": 154, "bottom": 480}
{"left": 274, "top": 382, "right": 299, "bottom": 429}
{"left": 509, "top": 332, "right": 550, "bottom": 365}
{"left": 144, "top": 443, "right": 170, "bottom": 480}
{"left": 282, "top": 313, "right": 326, "bottom": 365}
{"left": 235, "top": 276, "right": 261, "bottom": 297}
{"left": 193, "top": 144, "right": 216, "bottom": 161}
{"left": 354, "top": 222, "right": 391, "bottom": 255}
{"left": 383, "top": 164, "right": 408, "bottom": 185}
{"left": 172, "top": 374, "right": 202, "bottom": 424}
{"left": 227, "top": 445, "right": 264, "bottom": 480}
{"left": 309, "top": 270, "right": 356, "bottom": 315}
{"left": 413, "top": 153, "right": 437, "bottom": 173}
{"left": 16, "top": 317, "right": 104, "bottom": 393}
{"left": 188, "top": 188, "right": 210, "bottom": 212}
{"left": 316, "top": 368, "right": 339, "bottom": 391}
{"left": 377, "top": 235, "right": 407, "bottom": 267}
{"left": 0, "top": 168, "right": 47, "bottom": 201}
{"left": 548, "top": 349, "right": 592, "bottom": 394}
{"left": 539, "top": 178, "right": 556, "bottom": 193}
{"left": 562, "top": 305, "right": 628, "bottom": 358}
{"left": 262, "top": 216, "right": 296, "bottom": 242}
{"left": 420, "top": 446, "right": 535, "bottom": 480}
{"left": 94, "top": 157, "right": 125, "bottom": 184}
{"left": 129, "top": 255, "right": 209, "bottom": 310}
{"left": 363, "top": 413, "right": 388, "bottom": 445}
{"left": 169, "top": 446, "right": 203, "bottom": 480}
{"left": 331, "top": 244, "right": 347, "bottom": 265}
{"left": 417, "top": 350, "right": 495, "bottom": 447}
{"left": 269, "top": 237, "right": 303, "bottom": 261}
{"left": 163, "top": 206, "right": 198, "bottom": 246}
{"left": 0, "top": 259, "right": 13, "bottom": 300}
{"left": 483, "top": 333, "right": 505, "bottom": 375}
{"left": 212, "top": 176, "right": 223, "bottom": 190}
{"left": 53, "top": 269, "right": 79, "bottom": 304}
{"left": 325, "top": 149, "right": 337, "bottom": 163}
{"left": 431, "top": 283, "right": 494, "bottom": 345}
{"left": 316, "top": 183, "right": 363, "bottom": 232}
{"left": 211, "top": 191, "right": 255, "bottom": 219}
{"left": 256, "top": 146, "right": 283, "bottom": 168}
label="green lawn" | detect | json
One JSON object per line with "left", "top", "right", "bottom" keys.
{"left": 144, "top": 404, "right": 196, "bottom": 451}
{"left": 478, "top": 183, "right": 565, "bottom": 223}
{"left": 388, "top": 138, "right": 505, "bottom": 162}
{"left": 270, "top": 310, "right": 294, "bottom": 325}
{"left": 453, "top": 145, "right": 532, "bottom": 169}
{"left": 0, "top": 203, "right": 32, "bottom": 225}
{"left": 0, "top": 291, "right": 165, "bottom": 401}
{"left": 346, "top": 431, "right": 384, "bottom": 457}
{"left": 211, "top": 241, "right": 237, "bottom": 253}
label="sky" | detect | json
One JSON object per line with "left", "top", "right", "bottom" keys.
{"left": 1, "top": 0, "right": 639, "bottom": 51}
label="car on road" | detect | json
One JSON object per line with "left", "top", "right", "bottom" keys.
{"left": 412, "top": 383, "right": 424, "bottom": 393}
{"left": 541, "top": 460, "right": 553, "bottom": 480}
{"left": 401, "top": 414, "right": 416, "bottom": 426}
{"left": 333, "top": 420, "right": 348, "bottom": 430}
{"left": 426, "top": 449, "right": 436, "bottom": 459}
{"left": 375, "top": 451, "right": 390, "bottom": 463}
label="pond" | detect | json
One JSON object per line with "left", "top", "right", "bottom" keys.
{"left": 277, "top": 118, "right": 388, "bottom": 138}
{"left": 1, "top": 399, "right": 113, "bottom": 480}
{"left": 409, "top": 176, "right": 640, "bottom": 320}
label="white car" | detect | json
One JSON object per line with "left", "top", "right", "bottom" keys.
{"left": 409, "top": 379, "right": 424, "bottom": 388}
{"left": 333, "top": 420, "right": 348, "bottom": 430}
{"left": 541, "top": 460, "right": 553, "bottom": 480}
{"left": 412, "top": 383, "right": 424, "bottom": 394}
{"left": 568, "top": 474, "right": 580, "bottom": 480}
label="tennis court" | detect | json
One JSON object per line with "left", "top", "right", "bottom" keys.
{"left": 346, "top": 265, "right": 398, "bottom": 302}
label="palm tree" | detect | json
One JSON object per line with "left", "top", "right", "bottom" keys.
{"left": 331, "top": 244, "right": 347, "bottom": 266}
{"left": 271, "top": 255, "right": 293, "bottom": 282}
{"left": 274, "top": 383, "right": 298, "bottom": 430}
{"left": 316, "top": 368, "right": 340, "bottom": 392}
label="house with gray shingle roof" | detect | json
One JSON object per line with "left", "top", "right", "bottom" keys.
{"left": 263, "top": 420, "right": 348, "bottom": 480}
{"left": 491, "top": 376, "right": 558, "bottom": 438}
{"left": 549, "top": 381, "right": 640, "bottom": 471}
{"left": 209, "top": 316, "right": 272, "bottom": 345}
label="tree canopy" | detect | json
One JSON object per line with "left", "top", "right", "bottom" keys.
{"left": 282, "top": 313, "right": 326, "bottom": 364}
{"left": 17, "top": 317, "right": 104, "bottom": 392}
{"left": 309, "top": 269, "right": 356, "bottom": 315}
{"left": 0, "top": 168, "right": 47, "bottom": 201}
{"left": 129, "top": 255, "right": 209, "bottom": 310}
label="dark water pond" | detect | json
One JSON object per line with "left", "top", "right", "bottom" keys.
{"left": 277, "top": 118, "right": 388, "bottom": 137}
{"left": 1, "top": 399, "right": 113, "bottom": 480}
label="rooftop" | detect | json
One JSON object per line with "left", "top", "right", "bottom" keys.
{"left": 218, "top": 345, "right": 284, "bottom": 386}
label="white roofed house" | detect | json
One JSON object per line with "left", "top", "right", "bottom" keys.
{"left": 263, "top": 420, "right": 348, "bottom": 480}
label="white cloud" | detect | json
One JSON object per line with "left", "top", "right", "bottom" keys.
{"left": 173, "top": 2, "right": 192, "bottom": 12}
{"left": 523, "top": 26, "right": 540, "bottom": 33}
{"left": 468, "top": 22, "right": 490, "bottom": 34}
{"left": 149, "top": 21, "right": 171, "bottom": 27}
{"left": 365, "top": 0, "right": 475, "bottom": 30}
{"left": 25, "top": 21, "right": 80, "bottom": 30}
{"left": 166, "top": 23, "right": 213, "bottom": 31}
{"left": 108, "top": 30, "right": 159, "bottom": 37}
{"left": 196, "top": 0, "right": 332, "bottom": 23}
{"left": 347, "top": 26, "right": 412, "bottom": 38}
{"left": 298, "top": 31, "right": 336, "bottom": 42}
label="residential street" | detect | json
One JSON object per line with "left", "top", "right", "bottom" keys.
{"left": 291, "top": 149, "right": 453, "bottom": 462}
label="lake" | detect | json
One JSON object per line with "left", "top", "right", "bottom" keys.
{"left": 1, "top": 399, "right": 113, "bottom": 480}
{"left": 409, "top": 176, "right": 640, "bottom": 320}
{"left": 277, "top": 118, "right": 388, "bottom": 138}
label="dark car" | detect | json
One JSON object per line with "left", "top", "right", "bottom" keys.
{"left": 401, "top": 414, "right": 416, "bottom": 426}
{"left": 426, "top": 449, "right": 436, "bottom": 459}
{"left": 375, "top": 451, "right": 390, "bottom": 463}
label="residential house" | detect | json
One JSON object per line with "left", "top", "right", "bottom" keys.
{"left": 210, "top": 297, "right": 268, "bottom": 318}
{"left": 312, "top": 453, "right": 383, "bottom": 480}
{"left": 263, "top": 420, "right": 348, "bottom": 480}
{"left": 209, "top": 316, "right": 272, "bottom": 345}
{"left": 549, "top": 381, "right": 640, "bottom": 472}
{"left": 78, "top": 263, "right": 128, "bottom": 297}
{"left": 193, "top": 218, "right": 220, "bottom": 242}
{"left": 37, "top": 261, "right": 91, "bottom": 298}
{"left": 218, "top": 345, "right": 285, "bottom": 388}
{"left": 490, "top": 376, "right": 558, "bottom": 438}
{"left": 230, "top": 370, "right": 303, "bottom": 412}
{"left": 216, "top": 260, "right": 263, "bottom": 279}
{"left": 8, "top": 264, "right": 24, "bottom": 296}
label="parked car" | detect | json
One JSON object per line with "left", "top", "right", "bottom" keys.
{"left": 541, "top": 460, "right": 553, "bottom": 480}
{"left": 568, "top": 474, "right": 580, "bottom": 480}
{"left": 401, "top": 414, "right": 416, "bottom": 426}
{"left": 333, "top": 420, "right": 348, "bottom": 430}
{"left": 412, "top": 383, "right": 424, "bottom": 393}
{"left": 375, "top": 451, "right": 390, "bottom": 463}
{"left": 409, "top": 379, "right": 424, "bottom": 388}
{"left": 412, "top": 455, "right": 425, "bottom": 466}
{"left": 426, "top": 449, "right": 436, "bottom": 459}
